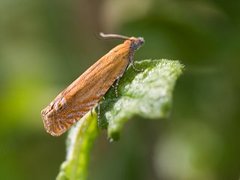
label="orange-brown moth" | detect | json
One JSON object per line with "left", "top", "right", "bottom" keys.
{"left": 41, "top": 33, "right": 144, "bottom": 136}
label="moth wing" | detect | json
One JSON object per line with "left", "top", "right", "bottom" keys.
{"left": 41, "top": 40, "right": 131, "bottom": 136}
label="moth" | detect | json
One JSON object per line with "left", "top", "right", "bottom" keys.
{"left": 41, "top": 33, "right": 144, "bottom": 136}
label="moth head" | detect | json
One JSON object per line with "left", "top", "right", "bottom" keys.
{"left": 129, "top": 37, "right": 144, "bottom": 51}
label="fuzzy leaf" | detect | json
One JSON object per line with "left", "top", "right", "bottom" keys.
{"left": 99, "top": 59, "right": 184, "bottom": 140}
{"left": 56, "top": 59, "right": 183, "bottom": 180}
{"left": 56, "top": 111, "right": 98, "bottom": 180}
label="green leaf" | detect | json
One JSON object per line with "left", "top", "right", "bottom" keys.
{"left": 99, "top": 59, "right": 184, "bottom": 141}
{"left": 56, "top": 59, "right": 183, "bottom": 180}
{"left": 56, "top": 111, "right": 99, "bottom": 180}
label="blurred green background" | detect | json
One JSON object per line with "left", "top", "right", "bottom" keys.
{"left": 0, "top": 0, "right": 240, "bottom": 179}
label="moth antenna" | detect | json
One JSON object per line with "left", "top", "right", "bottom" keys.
{"left": 99, "top": 32, "right": 130, "bottom": 40}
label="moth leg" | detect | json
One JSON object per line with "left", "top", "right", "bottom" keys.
{"left": 132, "top": 62, "right": 143, "bottom": 72}
{"left": 112, "top": 77, "right": 121, "bottom": 98}
{"left": 97, "top": 103, "right": 100, "bottom": 126}
{"left": 129, "top": 51, "right": 143, "bottom": 72}
{"left": 97, "top": 96, "right": 105, "bottom": 127}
